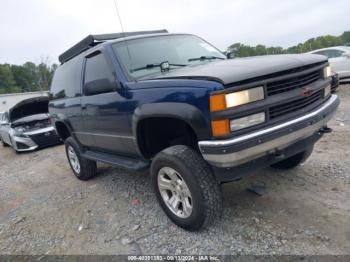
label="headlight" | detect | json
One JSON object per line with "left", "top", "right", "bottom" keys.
{"left": 324, "top": 84, "right": 331, "bottom": 97}
{"left": 15, "top": 127, "right": 25, "bottom": 132}
{"left": 13, "top": 128, "right": 28, "bottom": 138}
{"left": 230, "top": 112, "right": 266, "bottom": 131}
{"left": 323, "top": 66, "right": 331, "bottom": 79}
{"left": 210, "top": 86, "right": 264, "bottom": 112}
{"left": 13, "top": 133, "right": 28, "bottom": 138}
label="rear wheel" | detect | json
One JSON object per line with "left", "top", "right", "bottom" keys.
{"left": 271, "top": 146, "right": 314, "bottom": 170}
{"left": 151, "top": 145, "right": 223, "bottom": 231}
{"left": 64, "top": 137, "right": 97, "bottom": 180}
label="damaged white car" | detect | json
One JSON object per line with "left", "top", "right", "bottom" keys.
{"left": 0, "top": 96, "right": 61, "bottom": 152}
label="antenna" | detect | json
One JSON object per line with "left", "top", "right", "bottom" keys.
{"left": 112, "top": 0, "right": 132, "bottom": 62}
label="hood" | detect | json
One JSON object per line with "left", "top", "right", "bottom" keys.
{"left": 12, "top": 114, "right": 49, "bottom": 126}
{"left": 9, "top": 96, "right": 49, "bottom": 122}
{"left": 148, "top": 54, "right": 327, "bottom": 85}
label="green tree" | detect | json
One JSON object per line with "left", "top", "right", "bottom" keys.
{"left": 0, "top": 59, "right": 57, "bottom": 95}
{"left": 11, "top": 63, "right": 37, "bottom": 92}
{"left": 0, "top": 64, "right": 20, "bottom": 94}
{"left": 227, "top": 30, "right": 350, "bottom": 57}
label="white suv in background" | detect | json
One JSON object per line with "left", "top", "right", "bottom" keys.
{"left": 0, "top": 112, "right": 5, "bottom": 141}
{"left": 309, "top": 46, "right": 350, "bottom": 83}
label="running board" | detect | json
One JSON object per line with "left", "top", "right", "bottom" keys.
{"left": 82, "top": 150, "right": 150, "bottom": 171}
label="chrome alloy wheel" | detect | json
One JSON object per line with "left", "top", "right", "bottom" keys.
{"left": 67, "top": 146, "right": 81, "bottom": 174}
{"left": 157, "top": 167, "right": 193, "bottom": 218}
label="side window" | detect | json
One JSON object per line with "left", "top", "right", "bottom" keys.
{"left": 326, "top": 49, "right": 344, "bottom": 58}
{"left": 50, "top": 55, "right": 84, "bottom": 100}
{"left": 313, "top": 51, "right": 326, "bottom": 56}
{"left": 83, "top": 53, "right": 116, "bottom": 95}
{"left": 315, "top": 49, "right": 344, "bottom": 59}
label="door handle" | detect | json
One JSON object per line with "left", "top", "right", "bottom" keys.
{"left": 81, "top": 105, "right": 87, "bottom": 110}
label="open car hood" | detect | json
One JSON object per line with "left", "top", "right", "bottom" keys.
{"left": 9, "top": 96, "right": 49, "bottom": 123}
{"left": 148, "top": 54, "right": 328, "bottom": 85}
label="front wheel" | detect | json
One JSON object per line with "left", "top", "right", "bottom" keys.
{"left": 270, "top": 146, "right": 314, "bottom": 170}
{"left": 151, "top": 145, "right": 223, "bottom": 231}
{"left": 64, "top": 137, "right": 97, "bottom": 180}
{"left": 1, "top": 138, "right": 9, "bottom": 147}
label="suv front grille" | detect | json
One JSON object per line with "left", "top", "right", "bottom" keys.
{"left": 269, "top": 90, "right": 323, "bottom": 119}
{"left": 266, "top": 70, "right": 322, "bottom": 96}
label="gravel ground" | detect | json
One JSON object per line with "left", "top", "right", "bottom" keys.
{"left": 0, "top": 85, "right": 350, "bottom": 255}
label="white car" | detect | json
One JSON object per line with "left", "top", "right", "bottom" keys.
{"left": 309, "top": 46, "right": 350, "bottom": 83}
{"left": 0, "top": 112, "right": 4, "bottom": 141}
{"left": 0, "top": 97, "right": 61, "bottom": 152}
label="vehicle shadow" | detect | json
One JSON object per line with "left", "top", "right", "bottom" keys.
{"left": 91, "top": 162, "right": 324, "bottom": 235}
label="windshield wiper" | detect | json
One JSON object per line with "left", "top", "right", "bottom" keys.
{"left": 188, "top": 56, "right": 225, "bottom": 62}
{"left": 130, "top": 63, "right": 187, "bottom": 73}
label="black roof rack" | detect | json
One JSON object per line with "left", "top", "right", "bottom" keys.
{"left": 58, "top": 29, "right": 168, "bottom": 64}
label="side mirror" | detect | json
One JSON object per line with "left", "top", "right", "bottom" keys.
{"left": 226, "top": 51, "right": 235, "bottom": 59}
{"left": 342, "top": 53, "right": 350, "bottom": 59}
{"left": 84, "top": 78, "right": 116, "bottom": 96}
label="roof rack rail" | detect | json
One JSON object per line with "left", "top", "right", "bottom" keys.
{"left": 58, "top": 29, "right": 168, "bottom": 64}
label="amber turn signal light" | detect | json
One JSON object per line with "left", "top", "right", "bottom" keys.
{"left": 211, "top": 120, "right": 230, "bottom": 137}
{"left": 210, "top": 94, "right": 226, "bottom": 112}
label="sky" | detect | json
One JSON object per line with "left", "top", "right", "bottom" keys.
{"left": 0, "top": 0, "right": 349, "bottom": 65}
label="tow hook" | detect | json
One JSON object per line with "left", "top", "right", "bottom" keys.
{"left": 274, "top": 152, "right": 285, "bottom": 160}
{"left": 320, "top": 125, "right": 333, "bottom": 134}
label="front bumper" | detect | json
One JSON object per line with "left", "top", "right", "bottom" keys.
{"left": 12, "top": 126, "right": 61, "bottom": 152}
{"left": 11, "top": 136, "right": 38, "bottom": 151}
{"left": 199, "top": 94, "right": 339, "bottom": 168}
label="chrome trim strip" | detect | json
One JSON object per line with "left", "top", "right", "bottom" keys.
{"left": 202, "top": 113, "right": 334, "bottom": 167}
{"left": 73, "top": 131, "right": 135, "bottom": 140}
{"left": 199, "top": 94, "right": 338, "bottom": 148}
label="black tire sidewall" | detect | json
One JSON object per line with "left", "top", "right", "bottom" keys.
{"left": 151, "top": 152, "right": 208, "bottom": 230}
{"left": 64, "top": 137, "right": 97, "bottom": 180}
{"left": 65, "top": 137, "right": 83, "bottom": 178}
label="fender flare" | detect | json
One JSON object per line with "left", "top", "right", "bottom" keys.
{"left": 132, "top": 102, "right": 211, "bottom": 153}
{"left": 53, "top": 119, "right": 74, "bottom": 140}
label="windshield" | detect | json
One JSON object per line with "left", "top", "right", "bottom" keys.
{"left": 112, "top": 34, "right": 226, "bottom": 79}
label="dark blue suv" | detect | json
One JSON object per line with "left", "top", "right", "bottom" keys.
{"left": 49, "top": 30, "right": 339, "bottom": 231}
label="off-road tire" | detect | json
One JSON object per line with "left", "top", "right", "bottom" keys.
{"left": 151, "top": 145, "right": 223, "bottom": 231}
{"left": 271, "top": 146, "right": 314, "bottom": 170}
{"left": 64, "top": 137, "right": 97, "bottom": 180}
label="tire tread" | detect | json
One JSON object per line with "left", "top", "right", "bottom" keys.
{"left": 153, "top": 145, "right": 222, "bottom": 230}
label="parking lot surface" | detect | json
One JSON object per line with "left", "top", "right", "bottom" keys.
{"left": 1, "top": 85, "right": 350, "bottom": 255}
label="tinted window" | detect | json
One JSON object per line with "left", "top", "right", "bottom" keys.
{"left": 313, "top": 49, "right": 344, "bottom": 58}
{"left": 50, "top": 55, "right": 84, "bottom": 100}
{"left": 313, "top": 51, "right": 327, "bottom": 56}
{"left": 327, "top": 49, "right": 344, "bottom": 58}
{"left": 83, "top": 53, "right": 115, "bottom": 91}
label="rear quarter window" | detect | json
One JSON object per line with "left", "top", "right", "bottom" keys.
{"left": 50, "top": 55, "right": 84, "bottom": 100}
